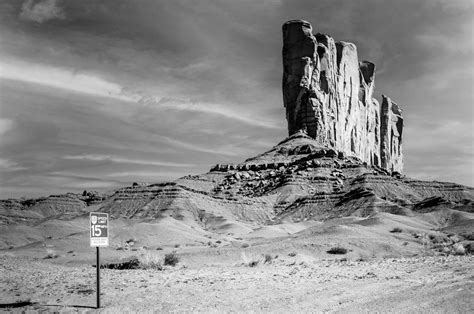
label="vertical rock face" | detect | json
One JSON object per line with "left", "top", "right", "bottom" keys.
{"left": 380, "top": 95, "right": 403, "bottom": 173}
{"left": 282, "top": 19, "right": 403, "bottom": 173}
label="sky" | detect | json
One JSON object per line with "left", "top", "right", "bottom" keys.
{"left": 0, "top": 0, "right": 472, "bottom": 198}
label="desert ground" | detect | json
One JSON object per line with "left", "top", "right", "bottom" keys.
{"left": 1, "top": 211, "right": 473, "bottom": 313}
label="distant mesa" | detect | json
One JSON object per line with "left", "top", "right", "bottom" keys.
{"left": 282, "top": 19, "right": 403, "bottom": 173}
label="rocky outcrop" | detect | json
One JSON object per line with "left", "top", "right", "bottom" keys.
{"left": 2, "top": 135, "right": 472, "bottom": 230}
{"left": 282, "top": 19, "right": 402, "bottom": 173}
{"left": 0, "top": 192, "right": 108, "bottom": 224}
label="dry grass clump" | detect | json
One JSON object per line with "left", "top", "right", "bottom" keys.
{"left": 248, "top": 259, "right": 259, "bottom": 267}
{"left": 240, "top": 253, "right": 275, "bottom": 267}
{"left": 139, "top": 252, "right": 163, "bottom": 270}
{"left": 327, "top": 247, "right": 348, "bottom": 255}
{"left": 136, "top": 252, "right": 180, "bottom": 269}
{"left": 452, "top": 243, "right": 466, "bottom": 256}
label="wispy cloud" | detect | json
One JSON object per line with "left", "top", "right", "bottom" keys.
{"left": 19, "top": 0, "right": 65, "bottom": 23}
{"left": 104, "top": 171, "right": 187, "bottom": 179}
{"left": 0, "top": 158, "right": 27, "bottom": 171}
{"left": 137, "top": 96, "right": 280, "bottom": 130}
{"left": 0, "top": 58, "right": 132, "bottom": 101}
{"left": 44, "top": 172, "right": 122, "bottom": 189}
{"left": 0, "top": 118, "right": 14, "bottom": 135}
{"left": 62, "top": 154, "right": 196, "bottom": 168}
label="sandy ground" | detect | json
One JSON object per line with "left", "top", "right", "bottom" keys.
{"left": 1, "top": 252, "right": 473, "bottom": 313}
{"left": 1, "top": 210, "right": 473, "bottom": 312}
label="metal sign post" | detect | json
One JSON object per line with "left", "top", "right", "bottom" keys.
{"left": 90, "top": 212, "right": 109, "bottom": 309}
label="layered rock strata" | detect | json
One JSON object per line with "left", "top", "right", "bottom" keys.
{"left": 2, "top": 134, "right": 472, "bottom": 229}
{"left": 100, "top": 133, "right": 471, "bottom": 224}
{"left": 282, "top": 19, "right": 403, "bottom": 173}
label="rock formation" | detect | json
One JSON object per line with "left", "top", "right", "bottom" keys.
{"left": 2, "top": 19, "right": 472, "bottom": 238}
{"left": 0, "top": 192, "right": 107, "bottom": 224}
{"left": 282, "top": 20, "right": 403, "bottom": 173}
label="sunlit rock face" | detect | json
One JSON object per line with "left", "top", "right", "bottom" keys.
{"left": 380, "top": 95, "right": 403, "bottom": 173}
{"left": 282, "top": 20, "right": 403, "bottom": 173}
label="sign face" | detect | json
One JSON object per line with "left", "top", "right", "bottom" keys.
{"left": 90, "top": 212, "right": 109, "bottom": 247}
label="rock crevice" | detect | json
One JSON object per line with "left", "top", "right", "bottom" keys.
{"left": 282, "top": 19, "right": 403, "bottom": 173}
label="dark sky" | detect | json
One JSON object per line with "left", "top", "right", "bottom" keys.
{"left": 0, "top": 0, "right": 472, "bottom": 198}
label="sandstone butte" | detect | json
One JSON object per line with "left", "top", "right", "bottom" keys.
{"left": 282, "top": 20, "right": 403, "bottom": 174}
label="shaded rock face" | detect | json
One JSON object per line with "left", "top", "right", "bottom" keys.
{"left": 282, "top": 20, "right": 403, "bottom": 173}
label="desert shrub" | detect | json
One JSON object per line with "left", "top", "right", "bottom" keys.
{"left": 101, "top": 258, "right": 140, "bottom": 270}
{"left": 327, "top": 247, "right": 347, "bottom": 255}
{"left": 139, "top": 252, "right": 163, "bottom": 270}
{"left": 164, "top": 253, "right": 179, "bottom": 266}
{"left": 248, "top": 260, "right": 259, "bottom": 267}
{"left": 174, "top": 213, "right": 184, "bottom": 220}
{"left": 43, "top": 249, "right": 58, "bottom": 259}
{"left": 429, "top": 234, "right": 450, "bottom": 244}
{"left": 464, "top": 243, "right": 474, "bottom": 254}
{"left": 390, "top": 227, "right": 403, "bottom": 233}
{"left": 263, "top": 254, "right": 273, "bottom": 264}
{"left": 241, "top": 252, "right": 260, "bottom": 267}
{"left": 460, "top": 232, "right": 474, "bottom": 241}
{"left": 288, "top": 252, "right": 297, "bottom": 257}
{"left": 43, "top": 252, "right": 59, "bottom": 259}
{"left": 448, "top": 235, "right": 461, "bottom": 243}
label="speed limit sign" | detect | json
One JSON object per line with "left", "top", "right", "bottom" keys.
{"left": 90, "top": 212, "right": 109, "bottom": 247}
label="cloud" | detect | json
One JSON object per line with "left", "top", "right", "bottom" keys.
{"left": 404, "top": 118, "right": 473, "bottom": 186}
{"left": 155, "top": 134, "right": 246, "bottom": 157}
{"left": 43, "top": 172, "right": 123, "bottom": 190}
{"left": 19, "top": 0, "right": 65, "bottom": 23}
{"left": 0, "top": 158, "right": 27, "bottom": 171}
{"left": 0, "top": 118, "right": 14, "bottom": 135}
{"left": 62, "top": 154, "right": 196, "bottom": 168}
{"left": 104, "top": 171, "right": 187, "bottom": 179}
{"left": 0, "top": 58, "right": 131, "bottom": 100}
{"left": 137, "top": 96, "right": 280, "bottom": 130}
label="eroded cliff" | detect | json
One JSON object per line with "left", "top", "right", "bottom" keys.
{"left": 282, "top": 19, "right": 403, "bottom": 173}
